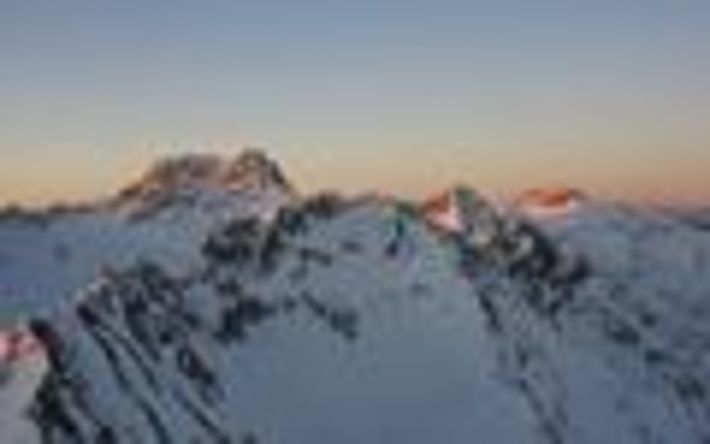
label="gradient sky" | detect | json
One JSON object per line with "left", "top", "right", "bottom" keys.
{"left": 1, "top": 1, "right": 709, "bottom": 205}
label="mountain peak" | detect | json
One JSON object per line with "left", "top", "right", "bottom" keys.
{"left": 118, "top": 149, "right": 291, "bottom": 201}
{"left": 422, "top": 185, "right": 498, "bottom": 233}
{"left": 515, "top": 187, "right": 587, "bottom": 217}
{"left": 222, "top": 148, "right": 291, "bottom": 191}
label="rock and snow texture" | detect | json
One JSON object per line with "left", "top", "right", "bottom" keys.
{"left": 0, "top": 328, "right": 47, "bottom": 444}
{"left": 2, "top": 152, "right": 710, "bottom": 443}
{"left": 0, "top": 150, "right": 292, "bottom": 322}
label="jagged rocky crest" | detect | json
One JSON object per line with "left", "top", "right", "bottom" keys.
{"left": 111, "top": 149, "right": 293, "bottom": 221}
{"left": 118, "top": 149, "right": 292, "bottom": 201}
{"left": 2, "top": 152, "right": 710, "bottom": 444}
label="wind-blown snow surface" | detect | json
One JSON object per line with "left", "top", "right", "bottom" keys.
{"left": 2, "top": 156, "right": 710, "bottom": 443}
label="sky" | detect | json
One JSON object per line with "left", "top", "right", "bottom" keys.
{"left": 1, "top": 1, "right": 709, "bottom": 205}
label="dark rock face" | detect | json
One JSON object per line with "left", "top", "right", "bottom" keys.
{"left": 27, "top": 264, "right": 233, "bottom": 443}
{"left": 119, "top": 149, "right": 293, "bottom": 202}
{"left": 111, "top": 150, "right": 294, "bottom": 223}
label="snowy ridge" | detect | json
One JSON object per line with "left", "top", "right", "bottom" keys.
{"left": 0, "top": 151, "right": 291, "bottom": 321}
{"left": 1, "top": 153, "right": 710, "bottom": 443}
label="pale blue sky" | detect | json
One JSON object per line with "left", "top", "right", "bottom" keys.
{"left": 1, "top": 1, "right": 709, "bottom": 204}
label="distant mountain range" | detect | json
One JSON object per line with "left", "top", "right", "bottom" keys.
{"left": 1, "top": 150, "right": 710, "bottom": 443}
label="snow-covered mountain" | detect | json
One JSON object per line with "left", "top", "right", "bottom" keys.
{"left": 1, "top": 152, "right": 710, "bottom": 443}
{"left": 0, "top": 149, "right": 292, "bottom": 322}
